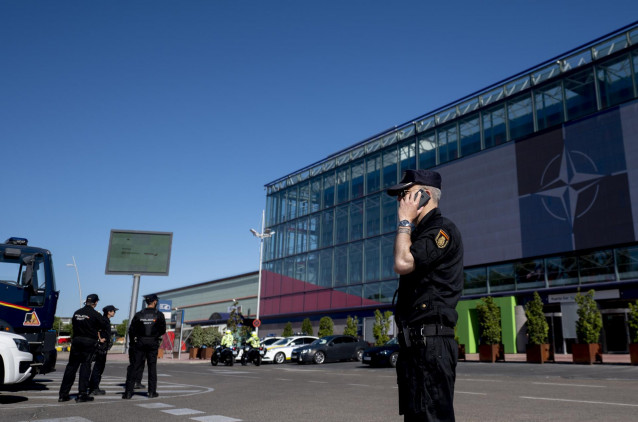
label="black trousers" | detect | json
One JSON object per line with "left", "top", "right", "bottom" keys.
{"left": 59, "top": 337, "right": 96, "bottom": 397}
{"left": 396, "top": 336, "right": 458, "bottom": 422}
{"left": 125, "top": 338, "right": 158, "bottom": 393}
{"left": 127, "top": 342, "right": 145, "bottom": 383}
{"left": 88, "top": 351, "right": 107, "bottom": 390}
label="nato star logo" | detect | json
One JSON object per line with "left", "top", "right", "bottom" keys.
{"left": 536, "top": 146, "right": 605, "bottom": 226}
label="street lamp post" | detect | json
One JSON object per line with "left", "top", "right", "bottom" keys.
{"left": 66, "top": 256, "right": 83, "bottom": 308}
{"left": 250, "top": 210, "right": 275, "bottom": 336}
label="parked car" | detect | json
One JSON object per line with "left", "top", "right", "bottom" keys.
{"left": 262, "top": 336, "right": 317, "bottom": 364}
{"left": 362, "top": 337, "right": 399, "bottom": 367}
{"left": 260, "top": 336, "right": 283, "bottom": 347}
{"left": 291, "top": 335, "right": 368, "bottom": 364}
{"left": 0, "top": 331, "right": 33, "bottom": 384}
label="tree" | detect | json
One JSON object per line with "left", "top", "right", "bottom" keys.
{"left": 318, "top": 316, "right": 334, "bottom": 337}
{"left": 190, "top": 325, "right": 206, "bottom": 348}
{"left": 116, "top": 319, "right": 128, "bottom": 338}
{"left": 476, "top": 296, "right": 501, "bottom": 345}
{"left": 203, "top": 327, "right": 222, "bottom": 347}
{"left": 226, "top": 302, "right": 243, "bottom": 334}
{"left": 373, "top": 309, "right": 393, "bottom": 346}
{"left": 343, "top": 316, "right": 359, "bottom": 337}
{"left": 525, "top": 292, "right": 549, "bottom": 345}
{"left": 301, "top": 318, "right": 313, "bottom": 336}
{"left": 575, "top": 290, "right": 603, "bottom": 344}
{"left": 282, "top": 322, "right": 293, "bottom": 337}
{"left": 629, "top": 301, "right": 638, "bottom": 344}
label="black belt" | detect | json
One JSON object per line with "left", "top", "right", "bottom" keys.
{"left": 404, "top": 324, "right": 455, "bottom": 338}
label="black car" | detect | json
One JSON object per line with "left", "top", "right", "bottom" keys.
{"left": 362, "top": 337, "right": 399, "bottom": 367}
{"left": 291, "top": 335, "right": 368, "bottom": 364}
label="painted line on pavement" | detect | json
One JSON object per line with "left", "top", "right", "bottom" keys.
{"left": 520, "top": 396, "right": 638, "bottom": 407}
{"left": 456, "top": 391, "right": 487, "bottom": 396}
{"left": 532, "top": 382, "right": 606, "bottom": 388}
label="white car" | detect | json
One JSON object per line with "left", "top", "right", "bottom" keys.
{"left": 0, "top": 331, "right": 33, "bottom": 384}
{"left": 262, "top": 336, "right": 317, "bottom": 364}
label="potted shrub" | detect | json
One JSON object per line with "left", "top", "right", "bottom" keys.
{"left": 200, "top": 327, "right": 219, "bottom": 360}
{"left": 572, "top": 290, "right": 603, "bottom": 364}
{"left": 628, "top": 301, "right": 638, "bottom": 365}
{"left": 525, "top": 292, "right": 550, "bottom": 363}
{"left": 476, "top": 296, "right": 502, "bottom": 362}
{"left": 189, "top": 325, "right": 205, "bottom": 359}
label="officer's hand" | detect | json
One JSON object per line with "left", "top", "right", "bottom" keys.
{"left": 398, "top": 191, "right": 421, "bottom": 222}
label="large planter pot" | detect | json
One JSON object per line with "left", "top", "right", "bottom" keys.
{"left": 629, "top": 344, "right": 638, "bottom": 365}
{"left": 158, "top": 348, "right": 164, "bottom": 359}
{"left": 478, "top": 344, "right": 503, "bottom": 362}
{"left": 526, "top": 344, "right": 551, "bottom": 363}
{"left": 572, "top": 343, "right": 602, "bottom": 364}
{"left": 189, "top": 347, "right": 199, "bottom": 360}
{"left": 200, "top": 347, "right": 214, "bottom": 360}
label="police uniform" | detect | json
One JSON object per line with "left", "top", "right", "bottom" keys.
{"left": 59, "top": 294, "right": 108, "bottom": 402}
{"left": 123, "top": 295, "right": 166, "bottom": 398}
{"left": 88, "top": 305, "right": 117, "bottom": 394}
{"left": 389, "top": 170, "right": 464, "bottom": 422}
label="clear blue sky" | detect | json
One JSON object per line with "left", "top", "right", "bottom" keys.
{"left": 2, "top": 1, "right": 637, "bottom": 323}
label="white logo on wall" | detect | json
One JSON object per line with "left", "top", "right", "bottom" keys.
{"left": 537, "top": 146, "right": 604, "bottom": 226}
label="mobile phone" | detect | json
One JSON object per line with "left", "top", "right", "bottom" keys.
{"left": 415, "top": 189, "right": 430, "bottom": 208}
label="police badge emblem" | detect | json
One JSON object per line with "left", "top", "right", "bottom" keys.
{"left": 435, "top": 230, "right": 449, "bottom": 248}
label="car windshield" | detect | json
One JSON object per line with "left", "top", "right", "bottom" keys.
{"left": 311, "top": 338, "right": 329, "bottom": 345}
{"left": 272, "top": 338, "right": 289, "bottom": 346}
{"left": 386, "top": 337, "right": 398, "bottom": 345}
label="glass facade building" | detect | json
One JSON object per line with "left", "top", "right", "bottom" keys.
{"left": 259, "top": 22, "right": 638, "bottom": 349}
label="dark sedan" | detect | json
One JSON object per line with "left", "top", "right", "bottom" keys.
{"left": 291, "top": 335, "right": 368, "bottom": 364}
{"left": 362, "top": 337, "right": 399, "bottom": 367}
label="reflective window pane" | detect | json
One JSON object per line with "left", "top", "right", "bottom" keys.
{"left": 464, "top": 267, "right": 487, "bottom": 295}
{"left": 364, "top": 237, "right": 380, "bottom": 282}
{"left": 482, "top": 104, "right": 506, "bottom": 148}
{"left": 285, "top": 221, "right": 296, "bottom": 256}
{"left": 535, "top": 81, "right": 564, "bottom": 130}
{"left": 335, "top": 204, "right": 349, "bottom": 245}
{"left": 334, "top": 245, "right": 348, "bottom": 287}
{"left": 459, "top": 115, "right": 481, "bottom": 156}
{"left": 515, "top": 259, "right": 545, "bottom": 290}
{"left": 564, "top": 69, "right": 597, "bottom": 121}
{"left": 336, "top": 167, "right": 350, "bottom": 204}
{"left": 507, "top": 93, "right": 534, "bottom": 140}
{"left": 319, "top": 249, "right": 333, "bottom": 287}
{"left": 348, "top": 241, "right": 363, "bottom": 285}
{"left": 366, "top": 154, "right": 381, "bottom": 194}
{"left": 597, "top": 54, "right": 634, "bottom": 108}
{"left": 488, "top": 263, "right": 515, "bottom": 292}
{"left": 298, "top": 182, "right": 309, "bottom": 217}
{"left": 382, "top": 147, "right": 398, "bottom": 189}
{"left": 381, "top": 234, "right": 395, "bottom": 279}
{"left": 418, "top": 132, "right": 436, "bottom": 169}
{"left": 399, "top": 140, "right": 416, "bottom": 175}
{"left": 437, "top": 123, "right": 458, "bottom": 164}
{"left": 546, "top": 256, "right": 578, "bottom": 287}
{"left": 322, "top": 171, "right": 335, "bottom": 209}
{"left": 351, "top": 160, "right": 365, "bottom": 199}
{"left": 365, "top": 194, "right": 381, "bottom": 237}
{"left": 379, "top": 280, "right": 398, "bottom": 303}
{"left": 320, "top": 209, "right": 334, "bottom": 248}
{"left": 296, "top": 218, "right": 308, "bottom": 253}
{"left": 616, "top": 246, "right": 638, "bottom": 280}
{"left": 295, "top": 255, "right": 307, "bottom": 283}
{"left": 286, "top": 186, "right": 298, "bottom": 221}
{"left": 350, "top": 199, "right": 364, "bottom": 241}
{"left": 308, "top": 214, "right": 319, "bottom": 251}
{"left": 307, "top": 252, "right": 318, "bottom": 285}
{"left": 309, "top": 177, "right": 322, "bottom": 213}
{"left": 381, "top": 193, "right": 398, "bottom": 234}
{"left": 579, "top": 250, "right": 615, "bottom": 283}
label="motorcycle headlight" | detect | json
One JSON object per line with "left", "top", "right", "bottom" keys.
{"left": 14, "top": 338, "right": 30, "bottom": 353}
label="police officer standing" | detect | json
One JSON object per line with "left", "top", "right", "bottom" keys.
{"left": 59, "top": 294, "right": 108, "bottom": 403}
{"left": 123, "top": 294, "right": 166, "bottom": 399}
{"left": 88, "top": 304, "right": 118, "bottom": 395}
{"left": 388, "top": 170, "right": 464, "bottom": 422}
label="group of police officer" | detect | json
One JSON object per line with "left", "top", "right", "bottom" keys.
{"left": 58, "top": 293, "right": 166, "bottom": 402}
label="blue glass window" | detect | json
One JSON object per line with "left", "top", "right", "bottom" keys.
{"left": 298, "top": 182, "right": 309, "bottom": 217}
{"left": 488, "top": 263, "right": 515, "bottom": 292}
{"left": 437, "top": 123, "right": 458, "bottom": 164}
{"left": 334, "top": 245, "right": 348, "bottom": 287}
{"left": 319, "top": 249, "right": 333, "bottom": 287}
{"left": 464, "top": 267, "right": 487, "bottom": 295}
{"left": 308, "top": 214, "right": 319, "bottom": 251}
{"left": 381, "top": 193, "right": 397, "bottom": 234}
{"left": 309, "top": 177, "right": 322, "bottom": 213}
{"left": 381, "top": 234, "right": 395, "bottom": 280}
{"left": 286, "top": 186, "right": 298, "bottom": 221}
{"left": 364, "top": 237, "right": 380, "bottom": 282}
{"left": 546, "top": 256, "right": 578, "bottom": 287}
{"left": 336, "top": 167, "right": 350, "bottom": 204}
{"left": 322, "top": 171, "right": 335, "bottom": 209}
{"left": 579, "top": 250, "right": 615, "bottom": 284}
{"left": 365, "top": 194, "right": 381, "bottom": 237}
{"left": 482, "top": 104, "right": 506, "bottom": 148}
{"left": 348, "top": 241, "right": 363, "bottom": 285}
{"left": 399, "top": 140, "right": 416, "bottom": 175}
{"left": 616, "top": 246, "right": 638, "bottom": 280}
{"left": 507, "top": 93, "right": 534, "bottom": 140}
{"left": 418, "top": 132, "right": 436, "bottom": 169}
{"left": 335, "top": 204, "right": 349, "bottom": 245}
{"left": 382, "top": 147, "right": 398, "bottom": 189}
{"left": 597, "top": 54, "right": 634, "bottom": 108}
{"left": 349, "top": 200, "right": 364, "bottom": 241}
{"left": 320, "top": 209, "right": 334, "bottom": 248}
{"left": 564, "top": 69, "right": 597, "bottom": 121}
{"left": 366, "top": 154, "right": 381, "bottom": 194}
{"left": 351, "top": 160, "right": 365, "bottom": 199}
{"left": 459, "top": 115, "right": 481, "bottom": 156}
{"left": 535, "top": 81, "right": 564, "bottom": 130}
{"left": 296, "top": 218, "right": 308, "bottom": 253}
{"left": 307, "top": 252, "right": 318, "bottom": 285}
{"left": 515, "top": 259, "right": 545, "bottom": 290}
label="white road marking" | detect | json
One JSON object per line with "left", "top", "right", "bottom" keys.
{"left": 17, "top": 418, "right": 92, "bottom": 422}
{"left": 456, "top": 391, "right": 487, "bottom": 396}
{"left": 531, "top": 382, "right": 606, "bottom": 388}
{"left": 308, "top": 380, "right": 328, "bottom": 384}
{"left": 520, "top": 396, "right": 638, "bottom": 407}
{"left": 191, "top": 416, "right": 243, "bottom": 422}
{"left": 137, "top": 403, "right": 175, "bottom": 408}
{"left": 162, "top": 408, "right": 206, "bottom": 415}
{"left": 347, "top": 383, "right": 369, "bottom": 387}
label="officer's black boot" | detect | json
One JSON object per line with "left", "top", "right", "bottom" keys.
{"left": 122, "top": 391, "right": 133, "bottom": 399}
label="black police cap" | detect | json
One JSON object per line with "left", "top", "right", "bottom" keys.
{"left": 103, "top": 305, "right": 119, "bottom": 313}
{"left": 145, "top": 294, "right": 159, "bottom": 303}
{"left": 86, "top": 294, "right": 99, "bottom": 303}
{"left": 386, "top": 169, "right": 442, "bottom": 196}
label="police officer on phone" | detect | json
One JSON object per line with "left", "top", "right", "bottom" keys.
{"left": 59, "top": 294, "right": 109, "bottom": 403}
{"left": 123, "top": 294, "right": 166, "bottom": 399}
{"left": 388, "top": 169, "right": 463, "bottom": 422}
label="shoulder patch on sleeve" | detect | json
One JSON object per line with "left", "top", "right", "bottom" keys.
{"left": 435, "top": 229, "right": 450, "bottom": 248}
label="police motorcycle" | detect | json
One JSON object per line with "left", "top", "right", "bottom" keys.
{"left": 210, "top": 344, "right": 237, "bottom": 366}
{"left": 240, "top": 332, "right": 264, "bottom": 366}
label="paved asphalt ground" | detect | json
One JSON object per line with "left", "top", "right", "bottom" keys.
{"left": 1, "top": 352, "right": 637, "bottom": 422}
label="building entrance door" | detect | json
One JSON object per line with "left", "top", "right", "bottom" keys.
{"left": 601, "top": 311, "right": 628, "bottom": 353}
